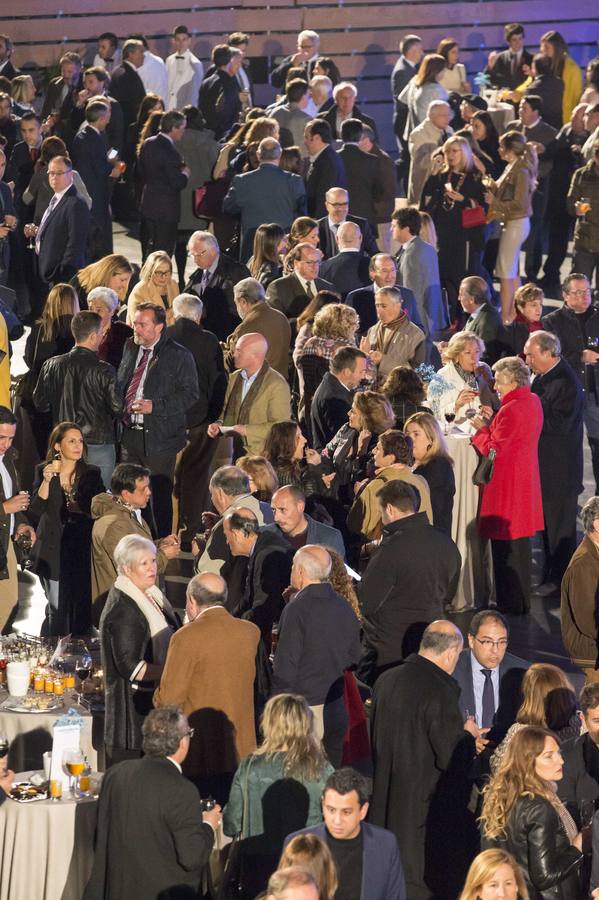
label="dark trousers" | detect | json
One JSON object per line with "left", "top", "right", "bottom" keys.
{"left": 120, "top": 427, "right": 177, "bottom": 537}
{"left": 140, "top": 217, "right": 177, "bottom": 262}
{"left": 541, "top": 483, "right": 578, "bottom": 584}
{"left": 573, "top": 249, "right": 599, "bottom": 293}
{"left": 524, "top": 175, "right": 549, "bottom": 281}
{"left": 491, "top": 536, "right": 531, "bottom": 614}
{"left": 542, "top": 212, "right": 573, "bottom": 287}
{"left": 88, "top": 214, "right": 114, "bottom": 263}
{"left": 174, "top": 422, "right": 217, "bottom": 542}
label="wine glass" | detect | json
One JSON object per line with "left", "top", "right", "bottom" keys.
{"left": 63, "top": 748, "right": 85, "bottom": 798}
{"left": 75, "top": 655, "right": 92, "bottom": 704}
{"left": 444, "top": 411, "right": 456, "bottom": 435}
{"left": 117, "top": 160, "right": 127, "bottom": 184}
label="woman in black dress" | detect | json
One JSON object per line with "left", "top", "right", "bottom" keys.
{"left": 404, "top": 411, "right": 456, "bottom": 536}
{"left": 28, "top": 421, "right": 105, "bottom": 636}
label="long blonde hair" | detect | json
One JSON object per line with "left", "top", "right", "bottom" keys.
{"left": 480, "top": 726, "right": 561, "bottom": 840}
{"left": 404, "top": 411, "right": 453, "bottom": 466}
{"left": 76, "top": 254, "right": 133, "bottom": 298}
{"left": 37, "top": 283, "right": 80, "bottom": 340}
{"left": 278, "top": 835, "right": 338, "bottom": 900}
{"left": 459, "top": 849, "right": 530, "bottom": 900}
{"left": 255, "top": 694, "right": 329, "bottom": 781}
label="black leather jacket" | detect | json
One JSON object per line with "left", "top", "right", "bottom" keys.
{"left": 33, "top": 346, "right": 122, "bottom": 445}
{"left": 543, "top": 304, "right": 599, "bottom": 388}
{"left": 483, "top": 795, "right": 582, "bottom": 900}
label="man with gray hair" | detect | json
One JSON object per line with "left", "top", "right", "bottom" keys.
{"left": 223, "top": 136, "right": 307, "bottom": 262}
{"left": 360, "top": 285, "right": 425, "bottom": 383}
{"left": 526, "top": 330, "right": 584, "bottom": 589}
{"left": 271, "top": 28, "right": 321, "bottom": 89}
{"left": 166, "top": 293, "right": 227, "bottom": 545}
{"left": 562, "top": 497, "right": 599, "bottom": 682}
{"left": 370, "top": 620, "right": 485, "bottom": 899}
{"left": 154, "top": 575, "right": 260, "bottom": 801}
{"left": 85, "top": 705, "right": 221, "bottom": 899}
{"left": 319, "top": 220, "right": 372, "bottom": 300}
{"left": 223, "top": 277, "right": 291, "bottom": 376}
{"left": 184, "top": 229, "right": 249, "bottom": 341}
{"left": 407, "top": 99, "right": 453, "bottom": 204}
{"left": 271, "top": 544, "right": 361, "bottom": 766}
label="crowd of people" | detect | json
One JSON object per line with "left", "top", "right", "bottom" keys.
{"left": 1, "top": 19, "right": 599, "bottom": 900}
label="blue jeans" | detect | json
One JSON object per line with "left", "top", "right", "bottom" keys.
{"left": 86, "top": 443, "right": 116, "bottom": 490}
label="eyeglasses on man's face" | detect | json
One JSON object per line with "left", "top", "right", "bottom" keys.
{"left": 475, "top": 637, "right": 508, "bottom": 649}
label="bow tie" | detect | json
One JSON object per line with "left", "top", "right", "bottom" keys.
{"left": 175, "top": 55, "right": 185, "bottom": 59}
{"left": 105, "top": 58, "right": 114, "bottom": 63}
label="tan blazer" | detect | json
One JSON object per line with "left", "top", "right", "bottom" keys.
{"left": 221, "top": 364, "right": 291, "bottom": 454}
{"left": 153, "top": 607, "right": 260, "bottom": 778}
{"left": 223, "top": 302, "right": 291, "bottom": 377}
{"left": 127, "top": 278, "right": 179, "bottom": 325}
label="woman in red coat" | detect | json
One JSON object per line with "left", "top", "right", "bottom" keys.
{"left": 471, "top": 356, "right": 544, "bottom": 614}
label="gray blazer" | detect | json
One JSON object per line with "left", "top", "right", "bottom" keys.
{"left": 397, "top": 236, "right": 448, "bottom": 337}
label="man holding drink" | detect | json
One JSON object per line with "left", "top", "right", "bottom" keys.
{"left": 567, "top": 138, "right": 599, "bottom": 289}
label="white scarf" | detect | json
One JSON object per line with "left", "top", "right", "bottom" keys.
{"left": 114, "top": 574, "right": 176, "bottom": 668}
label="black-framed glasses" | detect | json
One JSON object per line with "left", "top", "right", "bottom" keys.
{"left": 475, "top": 637, "right": 508, "bottom": 649}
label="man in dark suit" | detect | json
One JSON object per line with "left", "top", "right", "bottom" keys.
{"left": 317, "top": 186, "right": 378, "bottom": 260}
{"left": 198, "top": 44, "right": 243, "bottom": 140}
{"left": 109, "top": 39, "right": 146, "bottom": 128}
{"left": 361, "top": 125, "right": 397, "bottom": 241}
{"left": 311, "top": 346, "right": 368, "bottom": 450}
{"left": 484, "top": 23, "right": 533, "bottom": 91}
{"left": 138, "top": 109, "right": 190, "bottom": 260}
{"left": 32, "top": 155, "right": 90, "bottom": 286}
{"left": 84, "top": 706, "right": 220, "bottom": 900}
{"left": 391, "top": 34, "right": 423, "bottom": 184}
{"left": 559, "top": 682, "right": 599, "bottom": 820}
{"left": 460, "top": 276, "right": 509, "bottom": 365}
{"left": 117, "top": 303, "right": 199, "bottom": 537}
{"left": 317, "top": 81, "right": 378, "bottom": 140}
{"left": 319, "top": 221, "right": 371, "bottom": 300}
{"left": 304, "top": 118, "right": 347, "bottom": 218}
{"left": 71, "top": 100, "right": 120, "bottom": 261}
{"left": 347, "top": 253, "right": 423, "bottom": 335}
{"left": 453, "top": 610, "right": 529, "bottom": 737}
{"left": 525, "top": 54, "right": 564, "bottom": 130}
{"left": 223, "top": 507, "right": 293, "bottom": 649}
{"left": 40, "top": 51, "right": 83, "bottom": 148}
{"left": 286, "top": 768, "right": 406, "bottom": 900}
{"left": 337, "top": 119, "right": 383, "bottom": 227}
{"left": 271, "top": 29, "right": 321, "bottom": 89}
{"left": 5, "top": 112, "right": 42, "bottom": 204}
{"left": 69, "top": 66, "right": 125, "bottom": 155}
{"left": 0, "top": 35, "right": 19, "bottom": 82}
{"left": 184, "top": 230, "right": 249, "bottom": 341}
{"left": 167, "top": 294, "right": 227, "bottom": 546}
{"left": 266, "top": 243, "right": 333, "bottom": 336}
{"left": 223, "top": 137, "right": 307, "bottom": 262}
{"left": 273, "top": 546, "right": 361, "bottom": 766}
{"left": 525, "top": 330, "right": 584, "bottom": 588}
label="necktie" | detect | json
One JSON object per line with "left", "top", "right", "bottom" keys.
{"left": 440, "top": 130, "right": 449, "bottom": 144}
{"left": 124, "top": 348, "right": 151, "bottom": 425}
{"left": 511, "top": 53, "right": 518, "bottom": 77}
{"left": 306, "top": 281, "right": 315, "bottom": 299}
{"left": 481, "top": 668, "right": 495, "bottom": 729}
{"left": 35, "top": 194, "right": 59, "bottom": 253}
{"left": 30, "top": 146, "right": 38, "bottom": 163}
{"left": 199, "top": 269, "right": 210, "bottom": 295}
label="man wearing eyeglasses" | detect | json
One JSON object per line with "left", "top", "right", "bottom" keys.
{"left": 543, "top": 273, "right": 599, "bottom": 493}
{"left": 453, "top": 610, "right": 529, "bottom": 737}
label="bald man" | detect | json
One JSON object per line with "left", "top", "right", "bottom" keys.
{"left": 208, "top": 331, "right": 291, "bottom": 457}
{"left": 272, "top": 544, "right": 361, "bottom": 766}
{"left": 319, "top": 220, "right": 372, "bottom": 300}
{"left": 154, "top": 571, "right": 260, "bottom": 803}
{"left": 369, "top": 621, "right": 484, "bottom": 899}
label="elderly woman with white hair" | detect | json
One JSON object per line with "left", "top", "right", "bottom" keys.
{"left": 87, "top": 285, "right": 133, "bottom": 369}
{"left": 100, "top": 533, "right": 180, "bottom": 767}
{"left": 561, "top": 496, "right": 599, "bottom": 681}
{"left": 126, "top": 250, "right": 179, "bottom": 326}
{"left": 471, "top": 356, "right": 544, "bottom": 614}
{"left": 427, "top": 330, "right": 497, "bottom": 432}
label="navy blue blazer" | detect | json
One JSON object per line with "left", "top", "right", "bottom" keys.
{"left": 37, "top": 184, "right": 90, "bottom": 284}
{"left": 453, "top": 647, "right": 529, "bottom": 735}
{"left": 285, "top": 822, "right": 406, "bottom": 900}
{"left": 71, "top": 125, "right": 112, "bottom": 223}
{"left": 306, "top": 145, "right": 347, "bottom": 219}
{"left": 318, "top": 214, "right": 378, "bottom": 260}
{"left": 138, "top": 133, "right": 188, "bottom": 224}
{"left": 320, "top": 250, "right": 372, "bottom": 300}
{"left": 346, "top": 283, "right": 422, "bottom": 335}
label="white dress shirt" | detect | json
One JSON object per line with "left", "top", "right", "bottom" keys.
{"left": 137, "top": 51, "right": 168, "bottom": 103}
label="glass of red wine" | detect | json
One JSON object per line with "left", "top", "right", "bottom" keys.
{"left": 75, "top": 655, "right": 92, "bottom": 705}
{"left": 444, "top": 411, "right": 456, "bottom": 435}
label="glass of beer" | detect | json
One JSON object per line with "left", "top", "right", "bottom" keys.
{"left": 49, "top": 779, "right": 62, "bottom": 802}
{"left": 577, "top": 198, "right": 592, "bottom": 223}
{"left": 63, "top": 749, "right": 85, "bottom": 798}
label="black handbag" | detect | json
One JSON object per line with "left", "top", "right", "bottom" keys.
{"left": 472, "top": 448, "right": 496, "bottom": 486}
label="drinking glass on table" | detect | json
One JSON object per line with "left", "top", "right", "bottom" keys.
{"left": 444, "top": 411, "right": 456, "bottom": 435}
{"left": 75, "top": 654, "right": 92, "bottom": 703}
{"left": 63, "top": 748, "right": 85, "bottom": 798}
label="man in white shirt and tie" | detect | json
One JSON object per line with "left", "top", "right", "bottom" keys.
{"left": 0, "top": 406, "right": 36, "bottom": 632}
{"left": 166, "top": 26, "right": 204, "bottom": 111}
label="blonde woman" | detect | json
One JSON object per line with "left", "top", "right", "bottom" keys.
{"left": 127, "top": 251, "right": 178, "bottom": 325}
{"left": 72, "top": 253, "right": 134, "bottom": 309}
{"left": 295, "top": 299, "right": 356, "bottom": 400}
{"left": 405, "top": 411, "right": 455, "bottom": 535}
{"left": 490, "top": 663, "right": 578, "bottom": 774}
{"left": 480, "top": 726, "right": 583, "bottom": 899}
{"left": 235, "top": 454, "right": 279, "bottom": 503}
{"left": 427, "top": 331, "right": 496, "bottom": 431}
{"left": 223, "top": 693, "right": 333, "bottom": 898}
{"left": 460, "top": 849, "right": 529, "bottom": 900}
{"left": 421, "top": 135, "right": 487, "bottom": 321}
{"left": 278, "top": 834, "right": 337, "bottom": 900}
{"left": 483, "top": 131, "right": 538, "bottom": 322}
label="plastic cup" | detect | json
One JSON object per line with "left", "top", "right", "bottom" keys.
{"left": 6, "top": 661, "right": 30, "bottom": 698}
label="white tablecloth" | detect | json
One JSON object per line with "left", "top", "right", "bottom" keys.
{"left": 0, "top": 773, "right": 96, "bottom": 900}
{"left": 487, "top": 103, "right": 515, "bottom": 136}
{"left": 447, "top": 433, "right": 495, "bottom": 611}
{"left": 0, "top": 692, "right": 99, "bottom": 773}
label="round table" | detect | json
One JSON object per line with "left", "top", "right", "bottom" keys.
{"left": 0, "top": 772, "right": 97, "bottom": 900}
{"left": 487, "top": 102, "right": 515, "bottom": 135}
{"left": 446, "top": 432, "right": 495, "bottom": 611}
{"left": 0, "top": 691, "right": 100, "bottom": 773}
